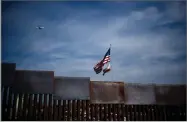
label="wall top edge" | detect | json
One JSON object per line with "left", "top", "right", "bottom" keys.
{"left": 16, "top": 69, "right": 54, "bottom": 73}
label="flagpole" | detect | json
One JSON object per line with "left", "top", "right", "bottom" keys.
{"left": 110, "top": 44, "right": 113, "bottom": 81}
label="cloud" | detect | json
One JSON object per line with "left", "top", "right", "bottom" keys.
{"left": 164, "top": 1, "right": 186, "bottom": 21}
{"left": 2, "top": 1, "right": 186, "bottom": 84}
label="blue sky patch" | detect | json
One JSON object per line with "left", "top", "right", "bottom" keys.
{"left": 2, "top": 1, "right": 186, "bottom": 84}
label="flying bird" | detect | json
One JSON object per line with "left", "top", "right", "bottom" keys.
{"left": 36, "top": 26, "right": 44, "bottom": 30}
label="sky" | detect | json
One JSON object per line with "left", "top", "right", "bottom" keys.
{"left": 2, "top": 1, "right": 186, "bottom": 84}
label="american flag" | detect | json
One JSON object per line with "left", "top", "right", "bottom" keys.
{"left": 93, "top": 60, "right": 104, "bottom": 74}
{"left": 103, "top": 63, "right": 111, "bottom": 76}
{"left": 102, "top": 47, "right": 110, "bottom": 64}
{"left": 93, "top": 46, "right": 111, "bottom": 74}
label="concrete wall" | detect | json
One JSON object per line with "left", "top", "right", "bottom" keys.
{"left": 124, "top": 83, "right": 156, "bottom": 104}
{"left": 124, "top": 83, "right": 186, "bottom": 105}
{"left": 90, "top": 82, "right": 186, "bottom": 105}
{"left": 53, "top": 76, "right": 90, "bottom": 100}
{"left": 13, "top": 70, "right": 54, "bottom": 94}
{"left": 90, "top": 81, "right": 125, "bottom": 104}
{"left": 2, "top": 63, "right": 16, "bottom": 86}
{"left": 154, "top": 84, "right": 186, "bottom": 105}
{"left": 2, "top": 63, "right": 186, "bottom": 105}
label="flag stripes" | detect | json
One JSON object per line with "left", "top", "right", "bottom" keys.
{"left": 94, "top": 61, "right": 104, "bottom": 74}
{"left": 103, "top": 56, "right": 110, "bottom": 64}
{"left": 93, "top": 45, "right": 111, "bottom": 75}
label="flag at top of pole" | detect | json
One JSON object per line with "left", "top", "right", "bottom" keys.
{"left": 93, "top": 44, "right": 111, "bottom": 75}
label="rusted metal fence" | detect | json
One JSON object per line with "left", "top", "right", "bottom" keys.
{"left": 2, "top": 86, "right": 186, "bottom": 121}
{"left": 1, "top": 63, "right": 186, "bottom": 121}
